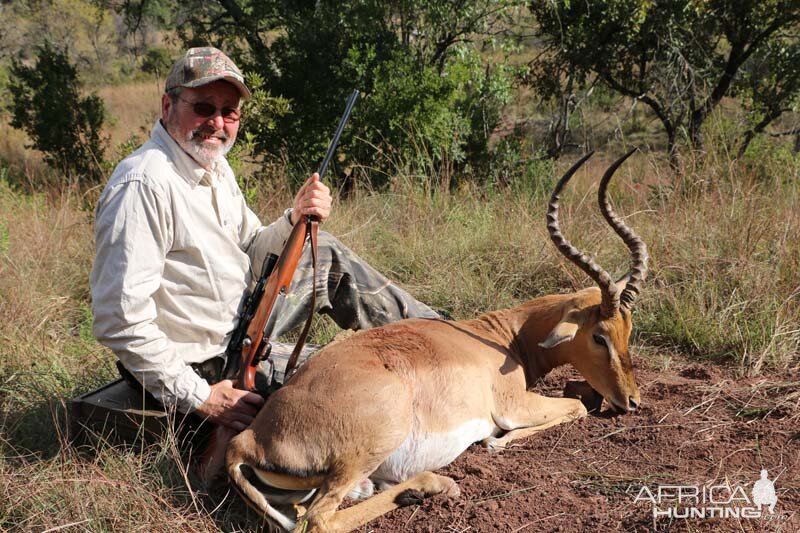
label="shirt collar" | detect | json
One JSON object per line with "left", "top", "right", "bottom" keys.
{"left": 150, "top": 120, "right": 219, "bottom": 186}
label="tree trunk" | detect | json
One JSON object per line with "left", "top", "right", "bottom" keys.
{"left": 688, "top": 112, "right": 704, "bottom": 150}
{"left": 666, "top": 126, "right": 679, "bottom": 171}
{"left": 689, "top": 15, "right": 789, "bottom": 150}
{"left": 635, "top": 93, "right": 679, "bottom": 170}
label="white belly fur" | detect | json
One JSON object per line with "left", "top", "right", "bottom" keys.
{"left": 371, "top": 419, "right": 496, "bottom": 483}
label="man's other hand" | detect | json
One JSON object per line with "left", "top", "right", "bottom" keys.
{"left": 195, "top": 379, "right": 265, "bottom": 431}
{"left": 291, "top": 173, "right": 332, "bottom": 224}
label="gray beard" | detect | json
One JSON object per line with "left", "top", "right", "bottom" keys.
{"left": 180, "top": 131, "right": 234, "bottom": 167}
{"left": 164, "top": 117, "right": 235, "bottom": 167}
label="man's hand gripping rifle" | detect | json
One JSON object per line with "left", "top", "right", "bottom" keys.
{"left": 198, "top": 90, "right": 359, "bottom": 484}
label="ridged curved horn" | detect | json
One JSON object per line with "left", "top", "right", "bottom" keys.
{"left": 597, "top": 149, "right": 649, "bottom": 310}
{"left": 547, "top": 152, "right": 620, "bottom": 318}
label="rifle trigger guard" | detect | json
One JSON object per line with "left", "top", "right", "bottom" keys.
{"left": 256, "top": 342, "right": 272, "bottom": 364}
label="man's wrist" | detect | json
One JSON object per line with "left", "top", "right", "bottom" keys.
{"left": 177, "top": 366, "right": 212, "bottom": 413}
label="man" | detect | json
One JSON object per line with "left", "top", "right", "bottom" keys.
{"left": 90, "top": 47, "right": 437, "bottom": 433}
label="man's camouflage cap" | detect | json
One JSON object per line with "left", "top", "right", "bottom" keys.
{"left": 165, "top": 47, "right": 251, "bottom": 100}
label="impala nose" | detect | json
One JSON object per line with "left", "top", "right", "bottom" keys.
{"left": 628, "top": 397, "right": 640, "bottom": 412}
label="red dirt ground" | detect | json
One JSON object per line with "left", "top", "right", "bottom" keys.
{"left": 357, "top": 359, "right": 800, "bottom": 532}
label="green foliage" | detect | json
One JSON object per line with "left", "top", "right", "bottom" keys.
{"left": 529, "top": 0, "right": 800, "bottom": 161}
{"left": 253, "top": 1, "right": 520, "bottom": 187}
{"left": 0, "top": 64, "right": 9, "bottom": 95}
{"left": 7, "top": 42, "right": 107, "bottom": 184}
{"left": 352, "top": 50, "right": 472, "bottom": 183}
{"left": 114, "top": 134, "right": 146, "bottom": 166}
{"left": 238, "top": 72, "right": 291, "bottom": 154}
{"left": 113, "top": 0, "right": 177, "bottom": 33}
{"left": 78, "top": 302, "right": 95, "bottom": 344}
{"left": 140, "top": 46, "right": 173, "bottom": 77}
{"left": 227, "top": 72, "right": 292, "bottom": 201}
{"left": 734, "top": 37, "right": 800, "bottom": 154}
{"left": 739, "top": 134, "right": 800, "bottom": 184}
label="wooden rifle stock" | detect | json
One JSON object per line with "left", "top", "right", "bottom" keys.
{"left": 238, "top": 219, "right": 312, "bottom": 391}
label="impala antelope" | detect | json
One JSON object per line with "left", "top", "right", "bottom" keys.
{"left": 226, "top": 150, "right": 648, "bottom": 532}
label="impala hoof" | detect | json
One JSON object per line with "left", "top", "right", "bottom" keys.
{"left": 419, "top": 472, "right": 461, "bottom": 498}
{"left": 482, "top": 437, "right": 506, "bottom": 454}
{"left": 440, "top": 476, "right": 461, "bottom": 498}
{"left": 395, "top": 489, "right": 425, "bottom": 506}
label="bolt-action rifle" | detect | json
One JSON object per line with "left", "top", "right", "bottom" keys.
{"left": 198, "top": 90, "right": 359, "bottom": 484}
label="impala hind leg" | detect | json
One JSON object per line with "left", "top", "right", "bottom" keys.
{"left": 483, "top": 392, "right": 587, "bottom": 451}
{"left": 298, "top": 471, "right": 459, "bottom": 533}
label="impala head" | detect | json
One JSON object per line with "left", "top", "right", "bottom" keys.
{"left": 540, "top": 150, "right": 648, "bottom": 413}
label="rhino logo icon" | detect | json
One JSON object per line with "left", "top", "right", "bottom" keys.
{"left": 752, "top": 470, "right": 777, "bottom": 514}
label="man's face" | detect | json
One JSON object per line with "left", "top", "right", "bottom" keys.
{"left": 161, "top": 80, "right": 241, "bottom": 168}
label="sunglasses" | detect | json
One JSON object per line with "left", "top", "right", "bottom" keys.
{"left": 176, "top": 95, "right": 241, "bottom": 122}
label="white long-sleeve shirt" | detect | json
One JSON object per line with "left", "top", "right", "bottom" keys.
{"left": 90, "top": 121, "right": 293, "bottom": 413}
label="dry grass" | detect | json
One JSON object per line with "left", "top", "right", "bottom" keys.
{"left": 1, "top": 433, "right": 221, "bottom": 532}
{"left": 97, "top": 80, "right": 164, "bottom": 153}
{"left": 0, "top": 179, "right": 113, "bottom": 455}
{"left": 0, "top": 126, "right": 51, "bottom": 188}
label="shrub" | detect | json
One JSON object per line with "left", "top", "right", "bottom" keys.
{"left": 7, "top": 41, "right": 107, "bottom": 185}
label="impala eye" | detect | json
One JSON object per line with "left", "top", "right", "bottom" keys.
{"left": 593, "top": 334, "right": 608, "bottom": 349}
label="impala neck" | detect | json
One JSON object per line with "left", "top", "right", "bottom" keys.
{"left": 465, "top": 295, "right": 574, "bottom": 385}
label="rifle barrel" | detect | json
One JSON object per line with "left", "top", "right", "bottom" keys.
{"left": 317, "top": 90, "right": 359, "bottom": 179}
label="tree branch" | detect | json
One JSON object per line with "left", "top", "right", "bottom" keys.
{"left": 215, "top": 0, "right": 270, "bottom": 58}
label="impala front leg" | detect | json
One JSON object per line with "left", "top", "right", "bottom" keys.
{"left": 483, "top": 392, "right": 587, "bottom": 451}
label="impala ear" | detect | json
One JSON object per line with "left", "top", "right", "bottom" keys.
{"left": 539, "top": 319, "right": 580, "bottom": 349}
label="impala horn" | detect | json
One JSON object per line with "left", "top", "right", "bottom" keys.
{"left": 547, "top": 152, "right": 620, "bottom": 318}
{"left": 597, "top": 149, "right": 649, "bottom": 310}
